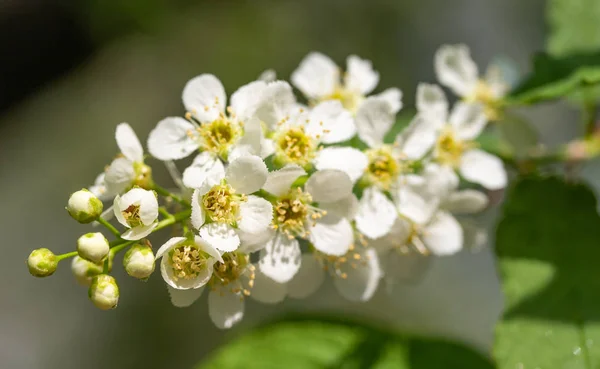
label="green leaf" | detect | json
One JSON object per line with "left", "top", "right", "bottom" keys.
{"left": 198, "top": 316, "right": 495, "bottom": 369}
{"left": 547, "top": 0, "right": 600, "bottom": 57}
{"left": 507, "top": 52, "right": 600, "bottom": 105}
{"left": 494, "top": 177, "right": 600, "bottom": 368}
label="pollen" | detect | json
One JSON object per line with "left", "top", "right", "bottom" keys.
{"left": 435, "top": 127, "right": 475, "bottom": 168}
{"left": 273, "top": 187, "right": 325, "bottom": 238}
{"left": 274, "top": 126, "right": 317, "bottom": 168}
{"left": 201, "top": 183, "right": 247, "bottom": 225}
{"left": 465, "top": 80, "right": 502, "bottom": 121}
{"left": 122, "top": 204, "right": 143, "bottom": 228}
{"left": 195, "top": 116, "right": 242, "bottom": 159}
{"left": 364, "top": 146, "right": 402, "bottom": 190}
{"left": 325, "top": 86, "right": 363, "bottom": 112}
{"left": 210, "top": 252, "right": 255, "bottom": 294}
{"left": 169, "top": 244, "right": 209, "bottom": 281}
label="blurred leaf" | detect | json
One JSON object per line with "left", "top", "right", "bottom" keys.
{"left": 508, "top": 52, "right": 600, "bottom": 105}
{"left": 547, "top": 0, "right": 600, "bottom": 57}
{"left": 497, "top": 114, "right": 539, "bottom": 157}
{"left": 199, "top": 316, "right": 495, "bottom": 369}
{"left": 494, "top": 177, "right": 600, "bottom": 368}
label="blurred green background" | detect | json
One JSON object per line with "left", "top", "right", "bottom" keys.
{"left": 0, "top": 0, "right": 591, "bottom": 368}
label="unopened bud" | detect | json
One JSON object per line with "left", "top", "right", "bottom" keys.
{"left": 71, "top": 256, "right": 103, "bottom": 286}
{"left": 77, "top": 232, "right": 109, "bottom": 263}
{"left": 67, "top": 189, "right": 103, "bottom": 224}
{"left": 27, "top": 248, "right": 58, "bottom": 277}
{"left": 89, "top": 274, "right": 119, "bottom": 310}
{"left": 123, "top": 244, "right": 155, "bottom": 280}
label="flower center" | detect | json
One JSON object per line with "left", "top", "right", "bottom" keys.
{"left": 314, "top": 239, "right": 369, "bottom": 279}
{"left": 122, "top": 204, "right": 143, "bottom": 227}
{"left": 274, "top": 126, "right": 317, "bottom": 168}
{"left": 133, "top": 162, "right": 153, "bottom": 189}
{"left": 364, "top": 146, "right": 401, "bottom": 190}
{"left": 435, "top": 128, "right": 473, "bottom": 168}
{"left": 273, "top": 187, "right": 325, "bottom": 238}
{"left": 465, "top": 80, "right": 502, "bottom": 120}
{"left": 194, "top": 117, "right": 241, "bottom": 159}
{"left": 169, "top": 244, "right": 210, "bottom": 281}
{"left": 201, "top": 183, "right": 246, "bottom": 225}
{"left": 325, "top": 86, "right": 363, "bottom": 112}
{"left": 211, "top": 252, "right": 256, "bottom": 295}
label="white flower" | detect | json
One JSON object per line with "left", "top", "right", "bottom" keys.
{"left": 291, "top": 52, "right": 402, "bottom": 114}
{"left": 104, "top": 123, "right": 151, "bottom": 195}
{"left": 89, "top": 173, "right": 111, "bottom": 201}
{"left": 416, "top": 83, "right": 507, "bottom": 190}
{"left": 113, "top": 188, "right": 159, "bottom": 240}
{"left": 156, "top": 236, "right": 222, "bottom": 293}
{"left": 256, "top": 167, "right": 355, "bottom": 283}
{"left": 189, "top": 155, "right": 272, "bottom": 252}
{"left": 147, "top": 76, "right": 268, "bottom": 175}
{"left": 255, "top": 81, "right": 357, "bottom": 169}
{"left": 435, "top": 44, "right": 508, "bottom": 119}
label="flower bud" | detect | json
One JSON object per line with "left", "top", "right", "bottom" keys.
{"left": 89, "top": 275, "right": 119, "bottom": 310}
{"left": 71, "top": 256, "right": 103, "bottom": 286}
{"left": 67, "top": 189, "right": 104, "bottom": 224}
{"left": 77, "top": 232, "right": 110, "bottom": 263}
{"left": 27, "top": 248, "right": 58, "bottom": 277}
{"left": 123, "top": 244, "right": 155, "bottom": 280}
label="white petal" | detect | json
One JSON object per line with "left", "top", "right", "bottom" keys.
{"left": 382, "top": 250, "right": 432, "bottom": 286}
{"left": 112, "top": 195, "right": 127, "bottom": 227}
{"left": 104, "top": 157, "right": 135, "bottom": 195}
{"left": 167, "top": 286, "right": 204, "bottom": 307}
{"left": 230, "top": 80, "right": 267, "bottom": 122}
{"left": 315, "top": 147, "right": 368, "bottom": 183}
{"left": 310, "top": 217, "right": 353, "bottom": 256}
{"left": 139, "top": 190, "right": 159, "bottom": 225}
{"left": 444, "top": 190, "right": 488, "bottom": 214}
{"left": 374, "top": 87, "right": 402, "bottom": 114}
{"left": 250, "top": 268, "right": 287, "bottom": 304}
{"left": 395, "top": 176, "right": 439, "bottom": 225}
{"left": 147, "top": 117, "right": 197, "bottom": 160}
{"left": 291, "top": 52, "right": 339, "bottom": 99}
{"left": 208, "top": 287, "right": 244, "bottom": 329}
{"left": 182, "top": 153, "right": 225, "bottom": 189}
{"left": 199, "top": 223, "right": 240, "bottom": 252}
{"left": 122, "top": 221, "right": 158, "bottom": 240}
{"left": 459, "top": 149, "right": 507, "bottom": 190}
{"left": 228, "top": 117, "right": 263, "bottom": 161}
{"left": 423, "top": 211, "right": 463, "bottom": 255}
{"left": 305, "top": 169, "right": 352, "bottom": 203}
{"left": 258, "top": 69, "right": 276, "bottom": 82}
{"left": 306, "top": 100, "right": 355, "bottom": 144}
{"left": 395, "top": 115, "right": 441, "bottom": 160}
{"left": 255, "top": 81, "right": 297, "bottom": 129}
{"left": 238, "top": 228, "right": 275, "bottom": 254}
{"left": 117, "top": 185, "right": 145, "bottom": 206}
{"left": 434, "top": 44, "right": 479, "bottom": 97}
{"left": 262, "top": 165, "right": 306, "bottom": 197}
{"left": 160, "top": 254, "right": 214, "bottom": 290}
{"left": 320, "top": 194, "right": 359, "bottom": 220}
{"left": 259, "top": 233, "right": 301, "bottom": 283}
{"left": 333, "top": 248, "right": 381, "bottom": 302}
{"left": 421, "top": 163, "right": 459, "bottom": 198}
{"left": 155, "top": 237, "right": 186, "bottom": 260}
{"left": 287, "top": 254, "right": 325, "bottom": 299}
{"left": 225, "top": 155, "right": 268, "bottom": 194}
{"left": 238, "top": 196, "right": 273, "bottom": 234}
{"left": 182, "top": 74, "right": 226, "bottom": 123}
{"left": 449, "top": 102, "right": 487, "bottom": 140}
{"left": 355, "top": 187, "right": 397, "bottom": 239}
{"left": 355, "top": 97, "right": 394, "bottom": 148}
{"left": 416, "top": 83, "right": 448, "bottom": 121}
{"left": 194, "top": 235, "right": 224, "bottom": 263}
{"left": 345, "top": 55, "right": 379, "bottom": 94}
{"left": 190, "top": 189, "right": 206, "bottom": 230}
{"left": 115, "top": 123, "right": 143, "bottom": 162}
{"left": 369, "top": 217, "right": 412, "bottom": 253}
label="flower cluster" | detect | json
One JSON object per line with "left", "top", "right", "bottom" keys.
{"left": 27, "top": 44, "right": 507, "bottom": 329}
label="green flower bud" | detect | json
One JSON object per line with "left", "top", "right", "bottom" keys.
{"left": 71, "top": 256, "right": 103, "bottom": 286}
{"left": 89, "top": 275, "right": 119, "bottom": 310}
{"left": 77, "top": 232, "right": 109, "bottom": 263}
{"left": 123, "top": 244, "right": 155, "bottom": 280}
{"left": 67, "top": 189, "right": 103, "bottom": 224}
{"left": 27, "top": 248, "right": 58, "bottom": 277}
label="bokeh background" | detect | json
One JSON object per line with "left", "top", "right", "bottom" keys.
{"left": 0, "top": 0, "right": 590, "bottom": 368}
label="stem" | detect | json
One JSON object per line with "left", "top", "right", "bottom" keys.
{"left": 56, "top": 251, "right": 78, "bottom": 262}
{"left": 110, "top": 240, "right": 135, "bottom": 255}
{"left": 159, "top": 207, "right": 173, "bottom": 220}
{"left": 153, "top": 184, "right": 190, "bottom": 207}
{"left": 584, "top": 102, "right": 597, "bottom": 137}
{"left": 154, "top": 209, "right": 192, "bottom": 232}
{"left": 97, "top": 217, "right": 121, "bottom": 237}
